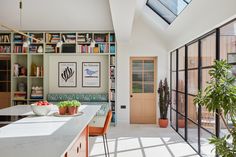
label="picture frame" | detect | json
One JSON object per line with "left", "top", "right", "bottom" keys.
{"left": 58, "top": 62, "right": 77, "bottom": 87}
{"left": 82, "top": 62, "right": 101, "bottom": 87}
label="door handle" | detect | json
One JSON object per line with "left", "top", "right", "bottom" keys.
{"left": 130, "top": 95, "right": 133, "bottom": 98}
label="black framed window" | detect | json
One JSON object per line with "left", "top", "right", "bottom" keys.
{"left": 146, "top": 0, "right": 192, "bottom": 24}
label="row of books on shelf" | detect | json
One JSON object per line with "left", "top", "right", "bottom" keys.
{"left": 110, "top": 67, "right": 115, "bottom": 78}
{"left": 29, "top": 45, "right": 43, "bottom": 53}
{"left": 77, "top": 45, "right": 94, "bottom": 53}
{"left": 0, "top": 46, "right": 11, "bottom": 53}
{"left": 94, "top": 34, "right": 109, "bottom": 42}
{"left": 46, "top": 33, "right": 60, "bottom": 43}
{"left": 111, "top": 101, "right": 115, "bottom": 111}
{"left": 13, "top": 46, "right": 27, "bottom": 53}
{"left": 110, "top": 56, "right": 116, "bottom": 66}
{"left": 110, "top": 79, "right": 115, "bottom": 89}
{"left": 13, "top": 34, "right": 27, "bottom": 43}
{"left": 0, "top": 35, "right": 10, "bottom": 43}
{"left": 110, "top": 90, "right": 116, "bottom": 101}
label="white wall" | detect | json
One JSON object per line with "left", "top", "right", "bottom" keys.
{"left": 0, "top": 0, "right": 113, "bottom": 31}
{"left": 116, "top": 13, "right": 168, "bottom": 123}
{"left": 167, "top": 0, "right": 236, "bottom": 51}
{"left": 46, "top": 55, "right": 108, "bottom": 94}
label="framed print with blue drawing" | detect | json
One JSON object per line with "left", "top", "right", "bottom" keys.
{"left": 58, "top": 62, "right": 77, "bottom": 87}
{"left": 82, "top": 62, "right": 101, "bottom": 87}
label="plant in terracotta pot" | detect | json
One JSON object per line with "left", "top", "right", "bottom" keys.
{"left": 57, "top": 101, "right": 68, "bottom": 115}
{"left": 67, "top": 100, "right": 81, "bottom": 115}
{"left": 158, "top": 78, "right": 171, "bottom": 128}
{"left": 194, "top": 60, "right": 236, "bottom": 157}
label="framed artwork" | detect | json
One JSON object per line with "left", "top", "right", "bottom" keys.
{"left": 227, "top": 53, "right": 236, "bottom": 64}
{"left": 82, "top": 62, "right": 101, "bottom": 87}
{"left": 58, "top": 62, "right": 77, "bottom": 87}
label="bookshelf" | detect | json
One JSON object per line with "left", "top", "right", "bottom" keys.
{"left": 0, "top": 31, "right": 117, "bottom": 125}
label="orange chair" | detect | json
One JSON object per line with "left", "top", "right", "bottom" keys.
{"left": 89, "top": 110, "right": 112, "bottom": 157}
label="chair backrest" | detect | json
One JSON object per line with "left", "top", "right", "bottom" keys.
{"left": 102, "top": 110, "right": 112, "bottom": 135}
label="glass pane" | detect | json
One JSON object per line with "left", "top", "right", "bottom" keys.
{"left": 147, "top": 0, "right": 176, "bottom": 23}
{"left": 144, "top": 83, "right": 154, "bottom": 93}
{"left": 188, "top": 120, "right": 199, "bottom": 151}
{"left": 220, "top": 20, "right": 236, "bottom": 61}
{"left": 132, "top": 82, "right": 142, "bottom": 93}
{"left": 172, "top": 72, "right": 176, "bottom": 90}
{"left": 178, "top": 71, "right": 185, "bottom": 92}
{"left": 132, "top": 60, "right": 143, "bottom": 71}
{"left": 144, "top": 60, "right": 154, "bottom": 71}
{"left": 202, "top": 68, "right": 211, "bottom": 93}
{"left": 133, "top": 72, "right": 142, "bottom": 82}
{"left": 144, "top": 71, "right": 154, "bottom": 81}
{"left": 178, "top": 93, "right": 185, "bottom": 115}
{"left": 201, "top": 106, "right": 215, "bottom": 134}
{"left": 188, "top": 95, "right": 198, "bottom": 123}
{"left": 171, "top": 110, "right": 177, "bottom": 130}
{"left": 172, "top": 51, "right": 176, "bottom": 71}
{"left": 172, "top": 91, "right": 176, "bottom": 109}
{"left": 178, "top": 47, "right": 185, "bottom": 70}
{"left": 147, "top": 0, "right": 191, "bottom": 24}
{"left": 178, "top": 114, "right": 185, "bottom": 137}
{"left": 201, "top": 33, "right": 216, "bottom": 67}
{"left": 159, "top": 0, "right": 187, "bottom": 15}
{"left": 188, "top": 70, "right": 198, "bottom": 95}
{"left": 188, "top": 42, "right": 198, "bottom": 69}
{"left": 200, "top": 129, "right": 215, "bottom": 157}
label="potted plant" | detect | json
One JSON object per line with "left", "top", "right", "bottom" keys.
{"left": 158, "top": 78, "right": 171, "bottom": 128}
{"left": 67, "top": 100, "right": 81, "bottom": 115}
{"left": 194, "top": 60, "right": 236, "bottom": 156}
{"left": 58, "top": 101, "right": 68, "bottom": 115}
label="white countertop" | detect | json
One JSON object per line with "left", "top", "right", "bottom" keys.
{"left": 0, "top": 105, "right": 101, "bottom": 157}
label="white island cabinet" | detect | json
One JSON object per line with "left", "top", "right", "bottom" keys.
{"left": 0, "top": 105, "right": 100, "bottom": 157}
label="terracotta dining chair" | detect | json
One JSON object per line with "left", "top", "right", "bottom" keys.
{"left": 89, "top": 110, "right": 112, "bottom": 157}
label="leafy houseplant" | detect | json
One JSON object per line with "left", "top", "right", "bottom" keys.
{"left": 158, "top": 78, "right": 171, "bottom": 128}
{"left": 194, "top": 60, "right": 236, "bottom": 157}
{"left": 57, "top": 100, "right": 81, "bottom": 115}
{"left": 67, "top": 100, "right": 81, "bottom": 115}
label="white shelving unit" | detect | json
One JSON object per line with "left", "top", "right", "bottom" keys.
{"left": 0, "top": 31, "right": 117, "bottom": 125}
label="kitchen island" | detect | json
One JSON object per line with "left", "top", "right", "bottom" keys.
{"left": 0, "top": 105, "right": 100, "bottom": 157}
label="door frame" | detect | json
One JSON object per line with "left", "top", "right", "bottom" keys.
{"left": 129, "top": 56, "right": 158, "bottom": 124}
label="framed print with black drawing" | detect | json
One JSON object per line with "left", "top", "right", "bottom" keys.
{"left": 58, "top": 62, "right": 77, "bottom": 87}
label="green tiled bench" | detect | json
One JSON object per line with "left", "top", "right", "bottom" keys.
{"left": 47, "top": 93, "right": 109, "bottom": 127}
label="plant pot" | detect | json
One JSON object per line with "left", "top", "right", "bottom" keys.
{"left": 68, "top": 106, "right": 78, "bottom": 115}
{"left": 59, "top": 106, "right": 67, "bottom": 115}
{"left": 159, "top": 118, "right": 168, "bottom": 128}
{"left": 178, "top": 119, "right": 185, "bottom": 128}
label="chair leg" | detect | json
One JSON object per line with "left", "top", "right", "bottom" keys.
{"left": 105, "top": 134, "right": 110, "bottom": 157}
{"left": 102, "top": 135, "right": 107, "bottom": 157}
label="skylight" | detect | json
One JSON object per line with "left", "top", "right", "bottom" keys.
{"left": 146, "top": 0, "right": 192, "bottom": 24}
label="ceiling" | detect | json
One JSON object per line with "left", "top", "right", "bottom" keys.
{"left": 0, "top": 0, "right": 236, "bottom": 49}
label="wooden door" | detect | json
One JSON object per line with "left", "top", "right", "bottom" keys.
{"left": 0, "top": 55, "right": 11, "bottom": 109}
{"left": 130, "top": 57, "right": 157, "bottom": 124}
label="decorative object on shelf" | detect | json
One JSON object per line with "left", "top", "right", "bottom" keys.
{"left": 194, "top": 60, "right": 236, "bottom": 156}
{"left": 82, "top": 62, "right": 101, "bottom": 87}
{"left": 18, "top": 82, "right": 26, "bottom": 92}
{"left": 158, "top": 78, "right": 171, "bottom": 128}
{"left": 30, "top": 86, "right": 43, "bottom": 99}
{"left": 57, "top": 100, "right": 81, "bottom": 115}
{"left": 20, "top": 66, "right": 27, "bottom": 76}
{"left": 31, "top": 101, "right": 52, "bottom": 116}
{"left": 58, "top": 62, "right": 77, "bottom": 87}
{"left": 13, "top": 63, "right": 19, "bottom": 76}
{"left": 37, "top": 46, "right": 43, "bottom": 53}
